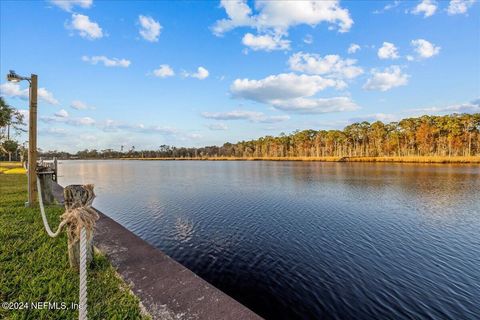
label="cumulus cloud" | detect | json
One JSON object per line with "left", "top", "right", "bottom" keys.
{"left": 38, "top": 88, "right": 60, "bottom": 104}
{"left": 242, "top": 33, "right": 290, "bottom": 51}
{"left": 411, "top": 0, "right": 438, "bottom": 17}
{"left": 201, "top": 110, "right": 290, "bottom": 123}
{"left": 229, "top": 73, "right": 357, "bottom": 114}
{"left": 138, "top": 15, "right": 162, "bottom": 42}
{"left": 153, "top": 65, "right": 175, "bottom": 78}
{"left": 378, "top": 42, "right": 399, "bottom": 59}
{"left": 0, "top": 82, "right": 29, "bottom": 99}
{"left": 288, "top": 52, "right": 363, "bottom": 80}
{"left": 50, "top": 0, "right": 92, "bottom": 12}
{"left": 0, "top": 82, "right": 59, "bottom": 105}
{"left": 212, "top": 0, "right": 352, "bottom": 53}
{"left": 231, "top": 73, "right": 343, "bottom": 103}
{"left": 363, "top": 66, "right": 409, "bottom": 91}
{"left": 411, "top": 39, "right": 440, "bottom": 59}
{"left": 347, "top": 43, "right": 361, "bottom": 54}
{"left": 55, "top": 109, "right": 69, "bottom": 118}
{"left": 82, "top": 55, "right": 131, "bottom": 67}
{"left": 207, "top": 123, "right": 229, "bottom": 131}
{"left": 213, "top": 0, "right": 353, "bottom": 35}
{"left": 68, "top": 14, "right": 103, "bottom": 39}
{"left": 70, "top": 100, "right": 95, "bottom": 110}
{"left": 447, "top": 0, "right": 476, "bottom": 15}
{"left": 184, "top": 67, "right": 209, "bottom": 80}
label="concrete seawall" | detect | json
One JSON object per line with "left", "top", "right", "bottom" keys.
{"left": 52, "top": 182, "right": 262, "bottom": 320}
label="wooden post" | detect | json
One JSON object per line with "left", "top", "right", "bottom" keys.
{"left": 27, "top": 74, "right": 38, "bottom": 206}
{"left": 37, "top": 167, "right": 55, "bottom": 204}
{"left": 53, "top": 157, "right": 58, "bottom": 182}
{"left": 64, "top": 185, "right": 95, "bottom": 270}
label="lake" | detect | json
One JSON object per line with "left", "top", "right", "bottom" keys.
{"left": 59, "top": 160, "right": 480, "bottom": 320}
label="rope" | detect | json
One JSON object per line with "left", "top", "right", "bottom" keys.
{"left": 36, "top": 177, "right": 67, "bottom": 237}
{"left": 79, "top": 227, "right": 88, "bottom": 320}
{"left": 36, "top": 177, "right": 94, "bottom": 320}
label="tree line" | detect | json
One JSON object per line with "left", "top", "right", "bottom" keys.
{"left": 39, "top": 113, "right": 480, "bottom": 160}
{"left": 0, "top": 97, "right": 26, "bottom": 161}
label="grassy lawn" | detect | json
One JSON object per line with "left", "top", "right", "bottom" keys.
{"left": 0, "top": 172, "right": 149, "bottom": 319}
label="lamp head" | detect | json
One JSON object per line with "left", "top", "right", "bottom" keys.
{"left": 7, "top": 70, "right": 22, "bottom": 82}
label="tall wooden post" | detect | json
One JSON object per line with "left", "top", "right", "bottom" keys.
{"left": 27, "top": 74, "right": 38, "bottom": 206}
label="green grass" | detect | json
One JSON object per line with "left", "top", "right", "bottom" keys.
{"left": 0, "top": 174, "right": 149, "bottom": 319}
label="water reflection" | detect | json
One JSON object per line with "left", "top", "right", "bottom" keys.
{"left": 59, "top": 160, "right": 480, "bottom": 320}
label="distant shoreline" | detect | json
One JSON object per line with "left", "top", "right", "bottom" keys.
{"left": 105, "top": 156, "right": 480, "bottom": 164}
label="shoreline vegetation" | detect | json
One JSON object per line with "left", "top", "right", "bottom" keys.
{"left": 0, "top": 164, "right": 149, "bottom": 319}
{"left": 118, "top": 156, "right": 480, "bottom": 164}
{"left": 37, "top": 114, "right": 480, "bottom": 164}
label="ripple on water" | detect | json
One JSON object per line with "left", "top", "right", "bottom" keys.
{"left": 59, "top": 161, "right": 480, "bottom": 320}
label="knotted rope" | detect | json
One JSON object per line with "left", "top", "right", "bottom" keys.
{"left": 36, "top": 178, "right": 98, "bottom": 320}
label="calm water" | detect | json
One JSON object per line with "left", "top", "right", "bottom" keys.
{"left": 59, "top": 160, "right": 480, "bottom": 320}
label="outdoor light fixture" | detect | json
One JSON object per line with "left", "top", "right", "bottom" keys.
{"left": 6, "top": 70, "right": 38, "bottom": 207}
{"left": 7, "top": 70, "right": 31, "bottom": 83}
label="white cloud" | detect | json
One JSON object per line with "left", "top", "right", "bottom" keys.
{"left": 378, "top": 42, "right": 399, "bottom": 59}
{"left": 153, "top": 65, "right": 175, "bottom": 78}
{"left": 212, "top": 0, "right": 353, "bottom": 35}
{"left": 71, "top": 100, "right": 94, "bottom": 110}
{"left": 38, "top": 88, "right": 59, "bottom": 105}
{"left": 0, "top": 82, "right": 58, "bottom": 105}
{"left": 50, "top": 0, "right": 92, "bottom": 12}
{"left": 347, "top": 43, "right": 361, "bottom": 54}
{"left": 55, "top": 109, "right": 69, "bottom": 118}
{"left": 82, "top": 55, "right": 131, "bottom": 67}
{"left": 41, "top": 115, "right": 95, "bottom": 126}
{"left": 231, "top": 73, "right": 343, "bottom": 103}
{"left": 373, "top": 1, "right": 400, "bottom": 14}
{"left": 411, "top": 39, "right": 440, "bottom": 59}
{"left": 411, "top": 0, "right": 438, "bottom": 17}
{"left": 74, "top": 117, "right": 95, "bottom": 126}
{"left": 184, "top": 67, "right": 209, "bottom": 80}
{"left": 288, "top": 52, "right": 363, "bottom": 80}
{"left": 303, "top": 34, "right": 313, "bottom": 44}
{"left": 363, "top": 66, "right": 409, "bottom": 91}
{"left": 269, "top": 97, "right": 359, "bottom": 114}
{"left": 207, "top": 123, "right": 229, "bottom": 131}
{"left": 410, "top": 99, "right": 480, "bottom": 113}
{"left": 201, "top": 110, "right": 290, "bottom": 123}
{"left": 68, "top": 14, "right": 103, "bottom": 39}
{"left": 42, "top": 127, "right": 68, "bottom": 136}
{"left": 229, "top": 73, "right": 356, "bottom": 114}
{"left": 242, "top": 33, "right": 290, "bottom": 51}
{"left": 0, "top": 82, "right": 28, "bottom": 99}
{"left": 447, "top": 0, "right": 476, "bottom": 15}
{"left": 350, "top": 113, "right": 399, "bottom": 123}
{"left": 138, "top": 15, "right": 162, "bottom": 42}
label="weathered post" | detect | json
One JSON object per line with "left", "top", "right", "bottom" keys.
{"left": 27, "top": 74, "right": 38, "bottom": 206}
{"left": 53, "top": 157, "right": 58, "bottom": 182}
{"left": 63, "top": 185, "right": 98, "bottom": 270}
{"left": 37, "top": 166, "right": 55, "bottom": 205}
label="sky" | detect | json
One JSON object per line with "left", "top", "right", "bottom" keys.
{"left": 1, "top": 0, "right": 479, "bottom": 152}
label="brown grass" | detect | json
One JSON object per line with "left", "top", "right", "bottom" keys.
{"left": 120, "top": 156, "right": 480, "bottom": 163}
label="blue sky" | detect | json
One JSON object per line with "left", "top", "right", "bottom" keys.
{"left": 1, "top": 0, "right": 479, "bottom": 152}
